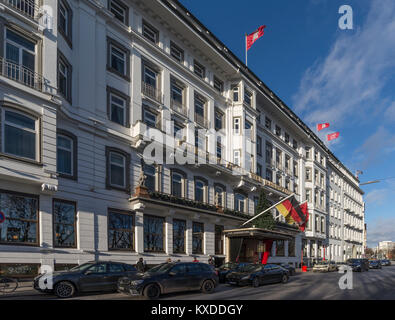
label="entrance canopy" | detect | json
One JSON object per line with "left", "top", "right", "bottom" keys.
{"left": 224, "top": 227, "right": 295, "bottom": 241}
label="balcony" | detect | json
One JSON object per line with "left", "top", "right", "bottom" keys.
{"left": 142, "top": 81, "right": 163, "bottom": 104}
{"left": 195, "top": 113, "right": 208, "bottom": 128}
{"left": 0, "top": 57, "right": 43, "bottom": 91}
{"left": 171, "top": 99, "right": 188, "bottom": 117}
{"left": 1, "top": 0, "right": 41, "bottom": 20}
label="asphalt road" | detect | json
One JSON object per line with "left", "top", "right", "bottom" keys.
{"left": 2, "top": 266, "right": 395, "bottom": 300}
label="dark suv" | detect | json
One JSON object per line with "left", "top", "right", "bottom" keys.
{"left": 33, "top": 261, "right": 137, "bottom": 298}
{"left": 118, "top": 262, "right": 218, "bottom": 299}
{"left": 347, "top": 258, "right": 369, "bottom": 272}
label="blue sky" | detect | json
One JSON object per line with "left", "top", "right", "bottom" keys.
{"left": 180, "top": 0, "right": 395, "bottom": 247}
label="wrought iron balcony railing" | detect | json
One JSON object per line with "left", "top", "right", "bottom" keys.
{"left": 171, "top": 99, "right": 188, "bottom": 117}
{"left": 1, "top": 0, "right": 41, "bottom": 20}
{"left": 0, "top": 57, "right": 43, "bottom": 91}
{"left": 142, "top": 81, "right": 163, "bottom": 104}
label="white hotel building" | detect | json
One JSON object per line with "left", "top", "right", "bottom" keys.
{"left": 0, "top": 0, "right": 364, "bottom": 277}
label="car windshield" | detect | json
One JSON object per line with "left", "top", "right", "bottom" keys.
{"left": 148, "top": 263, "right": 174, "bottom": 273}
{"left": 69, "top": 263, "right": 96, "bottom": 272}
{"left": 347, "top": 259, "right": 358, "bottom": 264}
{"left": 238, "top": 264, "right": 261, "bottom": 273}
{"left": 219, "top": 262, "right": 237, "bottom": 270}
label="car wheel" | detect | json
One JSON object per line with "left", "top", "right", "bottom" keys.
{"left": 54, "top": 281, "right": 76, "bottom": 299}
{"left": 143, "top": 283, "right": 161, "bottom": 299}
{"left": 252, "top": 277, "right": 260, "bottom": 288}
{"left": 201, "top": 280, "right": 215, "bottom": 294}
{"left": 281, "top": 274, "right": 288, "bottom": 284}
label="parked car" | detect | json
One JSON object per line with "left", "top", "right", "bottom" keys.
{"left": 216, "top": 262, "right": 251, "bottom": 283}
{"left": 117, "top": 262, "right": 218, "bottom": 299}
{"left": 380, "top": 259, "right": 391, "bottom": 266}
{"left": 276, "top": 263, "right": 296, "bottom": 276}
{"left": 225, "top": 263, "right": 289, "bottom": 287}
{"left": 33, "top": 261, "right": 137, "bottom": 298}
{"left": 312, "top": 261, "right": 337, "bottom": 272}
{"left": 346, "top": 258, "right": 369, "bottom": 272}
{"left": 369, "top": 260, "right": 382, "bottom": 269}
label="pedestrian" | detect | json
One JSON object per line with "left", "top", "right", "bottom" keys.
{"left": 192, "top": 256, "right": 199, "bottom": 262}
{"left": 136, "top": 257, "right": 145, "bottom": 273}
{"left": 208, "top": 256, "right": 215, "bottom": 266}
{"left": 166, "top": 258, "right": 172, "bottom": 263}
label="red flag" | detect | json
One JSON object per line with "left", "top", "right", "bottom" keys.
{"left": 327, "top": 132, "right": 340, "bottom": 141}
{"left": 299, "top": 202, "right": 309, "bottom": 232}
{"left": 317, "top": 123, "right": 330, "bottom": 131}
{"left": 246, "top": 26, "right": 266, "bottom": 50}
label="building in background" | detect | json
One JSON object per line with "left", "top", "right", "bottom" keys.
{"left": 0, "top": 0, "right": 365, "bottom": 277}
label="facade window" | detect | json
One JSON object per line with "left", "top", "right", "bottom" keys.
{"left": 215, "top": 225, "right": 224, "bottom": 255}
{"left": 276, "top": 240, "right": 285, "bottom": 256}
{"left": 108, "top": 209, "right": 134, "bottom": 250}
{"left": 109, "top": 0, "right": 128, "bottom": 25}
{"left": 232, "top": 85, "right": 239, "bottom": 101}
{"left": 245, "top": 121, "right": 253, "bottom": 140}
{"left": 107, "top": 87, "right": 130, "bottom": 127}
{"left": 144, "top": 164, "right": 156, "bottom": 192}
{"left": 214, "top": 185, "right": 225, "bottom": 207}
{"left": 244, "top": 89, "right": 252, "bottom": 106}
{"left": 215, "top": 110, "right": 224, "bottom": 130}
{"left": 5, "top": 29, "right": 37, "bottom": 88}
{"left": 58, "top": 0, "right": 72, "bottom": 45}
{"left": 321, "top": 217, "right": 325, "bottom": 233}
{"left": 2, "top": 108, "right": 39, "bottom": 161}
{"left": 194, "top": 60, "right": 205, "bottom": 79}
{"left": 276, "top": 149, "right": 282, "bottom": 168}
{"left": 275, "top": 125, "right": 281, "bottom": 137}
{"left": 170, "top": 80, "right": 184, "bottom": 111}
{"left": 216, "top": 136, "right": 222, "bottom": 159}
{"left": 194, "top": 95, "right": 206, "bottom": 126}
{"left": 256, "top": 136, "right": 262, "bottom": 156}
{"left": 144, "top": 215, "right": 164, "bottom": 252}
{"left": 233, "top": 117, "right": 240, "bottom": 134}
{"left": 142, "top": 20, "right": 159, "bottom": 44}
{"left": 192, "top": 222, "right": 204, "bottom": 254}
{"left": 214, "top": 76, "right": 224, "bottom": 93}
{"left": 285, "top": 179, "right": 290, "bottom": 190}
{"left": 57, "top": 52, "right": 72, "bottom": 102}
{"left": 292, "top": 139, "right": 298, "bottom": 150}
{"left": 266, "top": 169, "right": 273, "bottom": 181}
{"left": 57, "top": 131, "right": 77, "bottom": 179}
{"left": 315, "top": 215, "right": 319, "bottom": 232}
{"left": 285, "top": 132, "right": 290, "bottom": 143}
{"left": 194, "top": 179, "right": 206, "bottom": 203}
{"left": 293, "top": 161, "right": 298, "bottom": 177}
{"left": 305, "top": 147, "right": 311, "bottom": 159}
{"left": 143, "top": 64, "right": 158, "bottom": 89}
{"left": 171, "top": 171, "right": 184, "bottom": 198}
{"left": 257, "top": 164, "right": 262, "bottom": 177}
{"left": 106, "top": 147, "right": 130, "bottom": 191}
{"left": 107, "top": 38, "right": 130, "bottom": 80}
{"left": 276, "top": 173, "right": 282, "bottom": 186}
{"left": 265, "top": 117, "right": 272, "bottom": 130}
{"left": 234, "top": 193, "right": 246, "bottom": 213}
{"left": 306, "top": 189, "right": 311, "bottom": 202}
{"left": 173, "top": 219, "right": 186, "bottom": 254}
{"left": 306, "top": 168, "right": 311, "bottom": 181}
{"left": 294, "top": 183, "right": 298, "bottom": 194}
{"left": 233, "top": 150, "right": 240, "bottom": 166}
{"left": 170, "top": 41, "right": 184, "bottom": 62}
{"left": 143, "top": 107, "right": 158, "bottom": 128}
{"left": 0, "top": 190, "right": 38, "bottom": 245}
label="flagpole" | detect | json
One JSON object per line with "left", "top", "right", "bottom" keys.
{"left": 241, "top": 193, "right": 295, "bottom": 226}
{"left": 245, "top": 33, "right": 248, "bottom": 66}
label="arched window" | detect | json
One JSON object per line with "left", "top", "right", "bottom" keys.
{"left": 214, "top": 184, "right": 226, "bottom": 207}
{"left": 194, "top": 179, "right": 205, "bottom": 202}
{"left": 144, "top": 164, "right": 156, "bottom": 192}
{"left": 171, "top": 170, "right": 185, "bottom": 198}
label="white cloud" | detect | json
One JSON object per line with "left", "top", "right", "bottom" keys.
{"left": 292, "top": 0, "right": 395, "bottom": 127}
{"left": 365, "top": 189, "right": 389, "bottom": 205}
{"left": 367, "top": 218, "right": 395, "bottom": 248}
{"left": 384, "top": 101, "right": 395, "bottom": 122}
